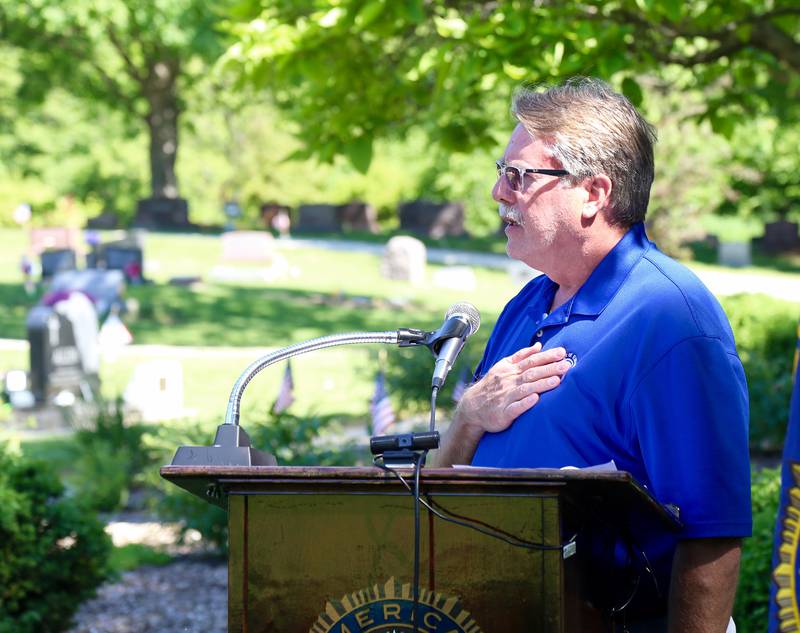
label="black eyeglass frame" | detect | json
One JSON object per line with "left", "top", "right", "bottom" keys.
{"left": 495, "top": 160, "right": 570, "bottom": 191}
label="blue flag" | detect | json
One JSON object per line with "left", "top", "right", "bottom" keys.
{"left": 768, "top": 324, "right": 800, "bottom": 631}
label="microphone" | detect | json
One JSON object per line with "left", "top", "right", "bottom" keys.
{"left": 429, "top": 302, "right": 480, "bottom": 388}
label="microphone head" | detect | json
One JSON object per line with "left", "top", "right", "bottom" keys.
{"left": 445, "top": 302, "right": 481, "bottom": 337}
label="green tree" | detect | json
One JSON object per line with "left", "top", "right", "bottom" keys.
{"left": 0, "top": 0, "right": 228, "bottom": 201}
{"left": 222, "top": 0, "right": 800, "bottom": 170}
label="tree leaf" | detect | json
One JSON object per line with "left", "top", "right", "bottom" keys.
{"left": 346, "top": 135, "right": 373, "bottom": 173}
{"left": 621, "top": 76, "right": 643, "bottom": 107}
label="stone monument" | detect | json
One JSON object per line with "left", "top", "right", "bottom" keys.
{"left": 381, "top": 236, "right": 427, "bottom": 284}
{"left": 295, "top": 204, "right": 342, "bottom": 233}
{"left": 398, "top": 199, "right": 466, "bottom": 238}
{"left": 133, "top": 197, "right": 191, "bottom": 229}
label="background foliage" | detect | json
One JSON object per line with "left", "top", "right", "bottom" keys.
{"left": 0, "top": 445, "right": 110, "bottom": 633}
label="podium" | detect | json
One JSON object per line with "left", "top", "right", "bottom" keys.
{"left": 160, "top": 465, "right": 679, "bottom": 632}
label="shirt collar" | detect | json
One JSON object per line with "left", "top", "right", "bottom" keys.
{"left": 567, "top": 222, "right": 652, "bottom": 317}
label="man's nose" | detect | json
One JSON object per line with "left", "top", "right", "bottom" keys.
{"left": 492, "top": 173, "right": 512, "bottom": 204}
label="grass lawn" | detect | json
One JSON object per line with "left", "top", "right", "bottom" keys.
{"left": 1, "top": 226, "right": 798, "bottom": 434}
{"left": 0, "top": 228, "right": 518, "bottom": 434}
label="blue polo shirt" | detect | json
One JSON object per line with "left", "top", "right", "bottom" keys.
{"left": 471, "top": 223, "right": 751, "bottom": 611}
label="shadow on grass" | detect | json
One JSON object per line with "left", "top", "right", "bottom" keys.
{"left": 127, "top": 283, "right": 444, "bottom": 347}
{"left": 0, "top": 277, "right": 442, "bottom": 347}
{"left": 0, "top": 283, "right": 43, "bottom": 340}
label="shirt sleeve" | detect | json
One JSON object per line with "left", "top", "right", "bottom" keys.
{"left": 628, "top": 335, "right": 752, "bottom": 538}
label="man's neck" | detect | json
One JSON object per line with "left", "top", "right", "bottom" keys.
{"left": 548, "top": 227, "right": 627, "bottom": 311}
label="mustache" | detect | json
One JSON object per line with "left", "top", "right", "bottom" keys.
{"left": 499, "top": 204, "right": 523, "bottom": 226}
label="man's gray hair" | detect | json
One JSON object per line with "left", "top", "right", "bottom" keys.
{"left": 511, "top": 77, "right": 657, "bottom": 227}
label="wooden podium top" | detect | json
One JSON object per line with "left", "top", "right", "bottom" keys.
{"left": 160, "top": 464, "right": 681, "bottom": 529}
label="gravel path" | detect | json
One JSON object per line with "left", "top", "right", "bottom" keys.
{"left": 66, "top": 515, "right": 227, "bottom": 633}
{"left": 67, "top": 557, "right": 227, "bottom": 633}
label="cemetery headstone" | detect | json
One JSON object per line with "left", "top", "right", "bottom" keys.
{"left": 124, "top": 359, "right": 184, "bottom": 422}
{"left": 49, "top": 269, "right": 125, "bottom": 315}
{"left": 717, "top": 241, "right": 752, "bottom": 268}
{"left": 398, "top": 199, "right": 466, "bottom": 238}
{"left": 260, "top": 202, "right": 291, "bottom": 230}
{"left": 757, "top": 220, "right": 800, "bottom": 253}
{"left": 105, "top": 244, "right": 144, "bottom": 283}
{"left": 30, "top": 227, "right": 80, "bottom": 255}
{"left": 432, "top": 266, "right": 477, "bottom": 292}
{"left": 27, "top": 293, "right": 99, "bottom": 403}
{"left": 221, "top": 231, "right": 276, "bottom": 262}
{"left": 339, "top": 201, "right": 379, "bottom": 233}
{"left": 40, "top": 248, "right": 77, "bottom": 279}
{"left": 381, "top": 236, "right": 427, "bottom": 284}
{"left": 296, "top": 204, "right": 342, "bottom": 233}
{"left": 133, "top": 197, "right": 190, "bottom": 229}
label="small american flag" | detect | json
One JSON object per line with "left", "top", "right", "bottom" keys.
{"left": 370, "top": 371, "right": 396, "bottom": 436}
{"left": 272, "top": 361, "right": 295, "bottom": 414}
{"left": 451, "top": 367, "right": 470, "bottom": 403}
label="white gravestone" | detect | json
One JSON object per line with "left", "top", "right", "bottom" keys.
{"left": 432, "top": 266, "right": 477, "bottom": 292}
{"left": 124, "top": 359, "right": 184, "bottom": 422}
{"left": 221, "top": 231, "right": 275, "bottom": 263}
{"left": 381, "top": 236, "right": 427, "bottom": 284}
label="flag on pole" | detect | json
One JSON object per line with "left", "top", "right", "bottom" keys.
{"left": 451, "top": 367, "right": 470, "bottom": 403}
{"left": 370, "top": 371, "right": 395, "bottom": 436}
{"left": 768, "top": 322, "right": 800, "bottom": 632}
{"left": 272, "top": 361, "right": 295, "bottom": 414}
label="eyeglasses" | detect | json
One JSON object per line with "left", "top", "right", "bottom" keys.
{"left": 495, "top": 160, "right": 569, "bottom": 192}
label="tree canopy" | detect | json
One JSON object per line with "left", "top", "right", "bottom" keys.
{"left": 222, "top": 0, "right": 800, "bottom": 171}
{"left": 1, "top": 0, "right": 228, "bottom": 199}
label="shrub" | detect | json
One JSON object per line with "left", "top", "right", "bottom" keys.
{"left": 384, "top": 329, "right": 490, "bottom": 416}
{"left": 734, "top": 466, "right": 780, "bottom": 633}
{"left": 720, "top": 294, "right": 797, "bottom": 450}
{"left": 71, "top": 398, "right": 155, "bottom": 512}
{"left": 0, "top": 445, "right": 110, "bottom": 633}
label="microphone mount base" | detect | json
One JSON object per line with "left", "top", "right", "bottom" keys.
{"left": 170, "top": 423, "right": 277, "bottom": 467}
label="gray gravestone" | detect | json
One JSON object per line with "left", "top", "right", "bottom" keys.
{"left": 27, "top": 297, "right": 99, "bottom": 403}
{"left": 757, "top": 220, "right": 800, "bottom": 253}
{"left": 295, "top": 204, "right": 342, "bottom": 232}
{"left": 339, "top": 201, "right": 379, "bottom": 233}
{"left": 717, "top": 242, "right": 752, "bottom": 267}
{"left": 105, "top": 244, "right": 144, "bottom": 282}
{"left": 381, "top": 236, "right": 427, "bottom": 284}
{"left": 40, "top": 248, "right": 77, "bottom": 279}
{"left": 398, "top": 200, "right": 466, "bottom": 238}
{"left": 134, "top": 197, "right": 190, "bottom": 229}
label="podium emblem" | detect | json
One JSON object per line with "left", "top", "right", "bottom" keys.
{"left": 310, "top": 577, "right": 482, "bottom": 633}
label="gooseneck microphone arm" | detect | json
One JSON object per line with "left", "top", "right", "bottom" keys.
{"left": 223, "top": 329, "right": 427, "bottom": 427}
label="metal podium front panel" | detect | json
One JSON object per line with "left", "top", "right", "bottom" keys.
{"left": 228, "top": 490, "right": 562, "bottom": 632}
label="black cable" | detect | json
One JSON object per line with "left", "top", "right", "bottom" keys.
{"left": 429, "top": 386, "right": 438, "bottom": 432}
{"left": 412, "top": 449, "right": 424, "bottom": 633}
{"left": 412, "top": 386, "right": 438, "bottom": 632}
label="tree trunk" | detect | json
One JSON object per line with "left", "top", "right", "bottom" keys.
{"left": 144, "top": 60, "right": 180, "bottom": 198}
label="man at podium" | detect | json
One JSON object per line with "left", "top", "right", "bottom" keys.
{"left": 432, "top": 78, "right": 751, "bottom": 633}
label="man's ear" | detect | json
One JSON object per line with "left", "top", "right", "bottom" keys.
{"left": 581, "top": 175, "right": 613, "bottom": 220}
